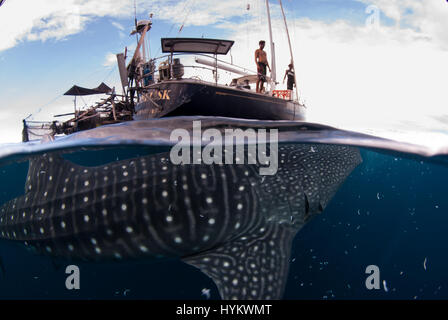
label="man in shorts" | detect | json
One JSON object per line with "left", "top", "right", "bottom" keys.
{"left": 255, "top": 40, "right": 271, "bottom": 93}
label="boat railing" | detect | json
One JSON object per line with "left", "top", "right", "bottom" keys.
{"left": 147, "top": 53, "right": 258, "bottom": 77}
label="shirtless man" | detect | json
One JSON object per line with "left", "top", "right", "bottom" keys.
{"left": 255, "top": 40, "right": 271, "bottom": 93}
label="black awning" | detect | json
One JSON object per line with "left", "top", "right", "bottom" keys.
{"left": 64, "top": 82, "right": 112, "bottom": 96}
{"left": 161, "top": 38, "right": 234, "bottom": 55}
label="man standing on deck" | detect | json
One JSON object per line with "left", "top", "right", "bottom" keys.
{"left": 255, "top": 40, "right": 271, "bottom": 93}
{"left": 283, "top": 63, "right": 296, "bottom": 91}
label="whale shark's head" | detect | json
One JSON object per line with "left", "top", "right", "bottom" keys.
{"left": 0, "top": 143, "right": 362, "bottom": 300}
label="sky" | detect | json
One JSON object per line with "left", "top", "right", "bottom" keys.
{"left": 0, "top": 0, "right": 447, "bottom": 148}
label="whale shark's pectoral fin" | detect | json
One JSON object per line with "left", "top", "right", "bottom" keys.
{"left": 182, "top": 224, "right": 296, "bottom": 300}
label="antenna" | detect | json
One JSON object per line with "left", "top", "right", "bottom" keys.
{"left": 134, "top": 0, "right": 138, "bottom": 28}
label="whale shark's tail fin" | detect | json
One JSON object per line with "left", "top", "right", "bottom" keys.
{"left": 183, "top": 223, "right": 296, "bottom": 300}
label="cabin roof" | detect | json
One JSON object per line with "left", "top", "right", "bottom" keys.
{"left": 161, "top": 38, "right": 234, "bottom": 55}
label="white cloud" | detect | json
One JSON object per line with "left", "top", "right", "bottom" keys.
{"left": 0, "top": 0, "right": 253, "bottom": 52}
{"left": 103, "top": 52, "right": 117, "bottom": 67}
{"left": 111, "top": 21, "right": 125, "bottom": 31}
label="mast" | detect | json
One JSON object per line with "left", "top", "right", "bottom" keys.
{"left": 265, "top": 0, "right": 276, "bottom": 90}
{"left": 278, "top": 0, "right": 299, "bottom": 102}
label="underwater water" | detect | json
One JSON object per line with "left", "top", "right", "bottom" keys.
{"left": 0, "top": 117, "right": 447, "bottom": 300}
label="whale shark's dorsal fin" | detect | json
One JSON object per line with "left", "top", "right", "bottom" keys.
{"left": 182, "top": 223, "right": 296, "bottom": 300}
{"left": 24, "top": 153, "right": 82, "bottom": 195}
{"left": 25, "top": 153, "right": 63, "bottom": 194}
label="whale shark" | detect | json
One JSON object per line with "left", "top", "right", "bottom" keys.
{"left": 0, "top": 143, "right": 362, "bottom": 300}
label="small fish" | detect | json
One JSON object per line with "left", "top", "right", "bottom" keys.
{"left": 423, "top": 257, "right": 428, "bottom": 271}
{"left": 383, "top": 280, "right": 389, "bottom": 292}
{"left": 201, "top": 288, "right": 211, "bottom": 299}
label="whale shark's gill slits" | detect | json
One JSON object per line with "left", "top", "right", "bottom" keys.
{"left": 304, "top": 193, "right": 310, "bottom": 216}
{"left": 183, "top": 223, "right": 295, "bottom": 300}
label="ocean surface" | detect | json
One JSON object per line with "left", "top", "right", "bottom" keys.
{"left": 0, "top": 116, "right": 448, "bottom": 300}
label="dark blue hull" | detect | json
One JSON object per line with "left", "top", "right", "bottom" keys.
{"left": 134, "top": 80, "right": 306, "bottom": 121}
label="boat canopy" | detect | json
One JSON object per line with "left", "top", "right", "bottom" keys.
{"left": 64, "top": 82, "right": 112, "bottom": 96}
{"left": 161, "top": 38, "right": 234, "bottom": 55}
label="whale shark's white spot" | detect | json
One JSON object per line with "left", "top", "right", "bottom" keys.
{"left": 114, "top": 252, "right": 122, "bottom": 259}
{"left": 95, "top": 247, "right": 102, "bottom": 254}
{"left": 106, "top": 229, "right": 113, "bottom": 236}
{"left": 126, "top": 226, "right": 133, "bottom": 233}
{"left": 122, "top": 186, "right": 128, "bottom": 192}
{"left": 61, "top": 221, "right": 66, "bottom": 229}
{"left": 44, "top": 192, "right": 48, "bottom": 197}
{"left": 183, "top": 184, "right": 188, "bottom": 190}
{"left": 174, "top": 236, "right": 182, "bottom": 244}
{"left": 104, "top": 176, "right": 109, "bottom": 182}
{"left": 39, "top": 227, "right": 45, "bottom": 234}
{"left": 142, "top": 198, "right": 148, "bottom": 204}
{"left": 46, "top": 246, "right": 52, "bottom": 253}
{"left": 143, "top": 170, "right": 148, "bottom": 175}
{"left": 122, "top": 165, "right": 127, "bottom": 170}
{"left": 237, "top": 203, "right": 243, "bottom": 210}
{"left": 102, "top": 209, "right": 108, "bottom": 216}
{"left": 208, "top": 218, "right": 216, "bottom": 225}
{"left": 102, "top": 194, "right": 107, "bottom": 200}
{"left": 84, "top": 197, "right": 89, "bottom": 203}
{"left": 166, "top": 216, "right": 173, "bottom": 223}
{"left": 83, "top": 169, "right": 89, "bottom": 174}
{"left": 91, "top": 238, "right": 97, "bottom": 245}
{"left": 65, "top": 178, "right": 69, "bottom": 183}
{"left": 84, "top": 181, "right": 90, "bottom": 187}
{"left": 123, "top": 171, "right": 129, "bottom": 177}
{"left": 232, "top": 279, "right": 238, "bottom": 286}
{"left": 61, "top": 204, "right": 66, "bottom": 210}
{"left": 201, "top": 174, "right": 207, "bottom": 180}
{"left": 206, "top": 197, "right": 213, "bottom": 204}
{"left": 162, "top": 191, "right": 168, "bottom": 198}
{"left": 63, "top": 187, "right": 67, "bottom": 193}
{"left": 203, "top": 235, "right": 210, "bottom": 242}
{"left": 23, "top": 229, "right": 28, "bottom": 235}
{"left": 121, "top": 204, "right": 127, "bottom": 211}
{"left": 139, "top": 245, "right": 148, "bottom": 252}
{"left": 235, "top": 222, "right": 241, "bottom": 229}
{"left": 223, "top": 261, "right": 230, "bottom": 268}
{"left": 239, "top": 186, "right": 245, "bottom": 191}
{"left": 84, "top": 215, "right": 90, "bottom": 223}
{"left": 49, "top": 176, "right": 53, "bottom": 181}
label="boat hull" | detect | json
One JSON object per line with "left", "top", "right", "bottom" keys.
{"left": 134, "top": 80, "right": 306, "bottom": 121}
